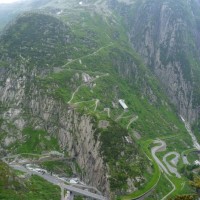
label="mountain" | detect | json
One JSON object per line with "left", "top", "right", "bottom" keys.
{"left": 0, "top": 0, "right": 69, "bottom": 31}
{"left": 0, "top": 0, "right": 199, "bottom": 199}
{"left": 110, "top": 0, "right": 200, "bottom": 124}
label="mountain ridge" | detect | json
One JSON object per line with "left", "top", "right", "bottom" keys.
{"left": 0, "top": 0, "right": 200, "bottom": 199}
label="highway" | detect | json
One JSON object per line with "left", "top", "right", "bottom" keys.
{"left": 8, "top": 163, "right": 107, "bottom": 200}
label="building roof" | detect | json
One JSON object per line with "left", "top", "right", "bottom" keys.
{"left": 119, "top": 99, "right": 128, "bottom": 109}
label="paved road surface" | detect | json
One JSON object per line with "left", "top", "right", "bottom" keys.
{"left": 151, "top": 140, "right": 178, "bottom": 200}
{"left": 182, "top": 154, "right": 190, "bottom": 165}
{"left": 10, "top": 164, "right": 107, "bottom": 200}
{"left": 161, "top": 174, "right": 176, "bottom": 200}
{"left": 68, "top": 73, "right": 108, "bottom": 104}
{"left": 163, "top": 152, "right": 181, "bottom": 178}
{"left": 62, "top": 43, "right": 113, "bottom": 68}
{"left": 126, "top": 116, "right": 138, "bottom": 129}
{"left": 151, "top": 140, "right": 170, "bottom": 175}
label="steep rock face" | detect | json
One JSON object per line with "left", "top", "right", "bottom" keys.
{"left": 0, "top": 12, "right": 110, "bottom": 195}
{"left": 0, "top": 12, "right": 149, "bottom": 197}
{"left": 130, "top": 1, "right": 198, "bottom": 122}
{"left": 0, "top": 61, "right": 110, "bottom": 196}
{"left": 110, "top": 48, "right": 160, "bottom": 104}
{"left": 32, "top": 102, "right": 109, "bottom": 196}
{"left": 2, "top": 4, "right": 194, "bottom": 197}
{"left": 58, "top": 113, "right": 109, "bottom": 193}
{"left": 109, "top": 0, "right": 200, "bottom": 123}
{"left": 129, "top": 0, "right": 195, "bottom": 122}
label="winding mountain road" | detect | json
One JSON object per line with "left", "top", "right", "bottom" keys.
{"left": 163, "top": 152, "right": 181, "bottom": 178}
{"left": 126, "top": 116, "right": 138, "bottom": 129}
{"left": 151, "top": 140, "right": 180, "bottom": 199}
{"left": 161, "top": 174, "right": 176, "bottom": 200}
{"left": 68, "top": 84, "right": 83, "bottom": 103}
{"left": 151, "top": 139, "right": 170, "bottom": 175}
{"left": 94, "top": 99, "right": 99, "bottom": 111}
{"left": 68, "top": 73, "right": 109, "bottom": 104}
{"left": 62, "top": 43, "right": 113, "bottom": 68}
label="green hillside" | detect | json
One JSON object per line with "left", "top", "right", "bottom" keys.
{"left": 0, "top": 1, "right": 199, "bottom": 199}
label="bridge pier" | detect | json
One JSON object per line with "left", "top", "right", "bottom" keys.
{"left": 59, "top": 181, "right": 106, "bottom": 200}
{"left": 61, "top": 186, "right": 74, "bottom": 200}
{"left": 65, "top": 191, "right": 74, "bottom": 200}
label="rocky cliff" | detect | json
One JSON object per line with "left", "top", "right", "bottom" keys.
{"left": 1, "top": 1, "right": 199, "bottom": 199}
{"left": 109, "top": 0, "right": 200, "bottom": 124}
{"left": 0, "top": 12, "right": 149, "bottom": 198}
{"left": 0, "top": 58, "right": 110, "bottom": 196}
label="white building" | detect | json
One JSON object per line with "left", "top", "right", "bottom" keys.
{"left": 119, "top": 99, "right": 128, "bottom": 110}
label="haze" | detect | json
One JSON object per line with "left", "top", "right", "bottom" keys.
{"left": 0, "top": 0, "right": 21, "bottom": 4}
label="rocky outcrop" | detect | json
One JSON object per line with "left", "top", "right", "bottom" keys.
{"left": 0, "top": 61, "right": 110, "bottom": 196}
{"left": 109, "top": 0, "right": 200, "bottom": 123}
{"left": 0, "top": 11, "right": 152, "bottom": 197}
{"left": 131, "top": 0, "right": 200, "bottom": 123}
{"left": 58, "top": 112, "right": 110, "bottom": 195}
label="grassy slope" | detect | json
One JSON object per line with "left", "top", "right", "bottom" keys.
{"left": 55, "top": 10, "right": 194, "bottom": 198}
{"left": 0, "top": 161, "right": 60, "bottom": 200}
{"left": 0, "top": 6, "right": 197, "bottom": 199}
{"left": 15, "top": 128, "right": 60, "bottom": 154}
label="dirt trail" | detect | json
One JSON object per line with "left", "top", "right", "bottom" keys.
{"left": 127, "top": 116, "right": 138, "bottom": 129}
{"left": 62, "top": 43, "right": 113, "bottom": 68}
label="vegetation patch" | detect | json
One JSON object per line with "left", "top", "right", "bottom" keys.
{"left": 41, "top": 160, "right": 73, "bottom": 177}
{"left": 0, "top": 161, "right": 60, "bottom": 200}
{"left": 15, "top": 127, "right": 60, "bottom": 154}
{"left": 97, "top": 121, "right": 147, "bottom": 193}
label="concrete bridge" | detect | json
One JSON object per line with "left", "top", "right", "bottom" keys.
{"left": 7, "top": 163, "right": 107, "bottom": 200}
